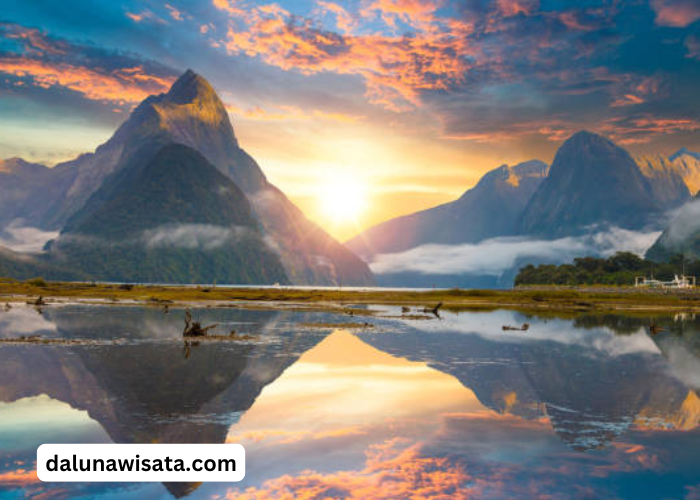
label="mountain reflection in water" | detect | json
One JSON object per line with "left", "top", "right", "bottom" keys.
{"left": 0, "top": 305, "right": 699, "bottom": 499}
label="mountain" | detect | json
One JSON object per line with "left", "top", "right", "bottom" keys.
{"left": 45, "top": 144, "right": 289, "bottom": 284}
{"left": 666, "top": 148, "right": 700, "bottom": 195}
{"left": 358, "top": 316, "right": 698, "bottom": 451}
{"left": 636, "top": 155, "right": 691, "bottom": 207}
{"left": 0, "top": 306, "right": 331, "bottom": 498}
{"left": 0, "top": 70, "right": 373, "bottom": 286}
{"left": 346, "top": 160, "right": 548, "bottom": 259}
{"left": 670, "top": 147, "right": 700, "bottom": 162}
{"left": 0, "top": 158, "right": 76, "bottom": 230}
{"left": 519, "top": 131, "right": 662, "bottom": 237}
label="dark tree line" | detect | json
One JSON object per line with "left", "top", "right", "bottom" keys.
{"left": 515, "top": 252, "right": 697, "bottom": 286}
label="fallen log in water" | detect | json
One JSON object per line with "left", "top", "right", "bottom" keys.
{"left": 502, "top": 323, "right": 529, "bottom": 331}
{"left": 183, "top": 311, "right": 218, "bottom": 337}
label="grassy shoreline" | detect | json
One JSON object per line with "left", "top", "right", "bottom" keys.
{"left": 2, "top": 279, "right": 700, "bottom": 314}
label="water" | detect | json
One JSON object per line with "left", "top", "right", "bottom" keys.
{"left": 0, "top": 304, "right": 699, "bottom": 499}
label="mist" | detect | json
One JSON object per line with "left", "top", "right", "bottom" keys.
{"left": 657, "top": 198, "right": 700, "bottom": 246}
{"left": 369, "top": 226, "right": 661, "bottom": 277}
{"left": 0, "top": 220, "right": 59, "bottom": 253}
{"left": 143, "top": 224, "right": 253, "bottom": 250}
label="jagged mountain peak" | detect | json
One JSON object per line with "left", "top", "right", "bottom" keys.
{"left": 129, "top": 69, "right": 238, "bottom": 145}
{"left": 470, "top": 160, "right": 547, "bottom": 193}
{"left": 670, "top": 147, "right": 700, "bottom": 162}
{"left": 167, "top": 69, "right": 216, "bottom": 104}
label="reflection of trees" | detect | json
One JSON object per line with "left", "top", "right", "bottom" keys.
{"left": 519, "top": 311, "right": 700, "bottom": 337}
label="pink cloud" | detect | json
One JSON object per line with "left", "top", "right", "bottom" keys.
{"left": 650, "top": 0, "right": 700, "bottom": 27}
{"left": 496, "top": 0, "right": 539, "bottom": 17}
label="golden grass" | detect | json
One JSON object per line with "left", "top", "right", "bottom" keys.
{"left": 2, "top": 278, "right": 700, "bottom": 314}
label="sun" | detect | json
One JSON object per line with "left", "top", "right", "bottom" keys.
{"left": 318, "top": 175, "right": 367, "bottom": 224}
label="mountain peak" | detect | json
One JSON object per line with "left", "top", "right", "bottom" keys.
{"left": 519, "top": 130, "right": 659, "bottom": 236}
{"left": 166, "top": 69, "right": 217, "bottom": 105}
{"left": 564, "top": 130, "right": 614, "bottom": 148}
{"left": 0, "top": 157, "right": 47, "bottom": 174}
{"left": 670, "top": 147, "right": 700, "bottom": 162}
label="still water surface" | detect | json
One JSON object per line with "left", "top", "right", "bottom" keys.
{"left": 0, "top": 304, "right": 699, "bottom": 499}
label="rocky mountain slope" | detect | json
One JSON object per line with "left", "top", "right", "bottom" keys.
{"left": 519, "top": 131, "right": 662, "bottom": 237}
{"left": 0, "top": 70, "right": 373, "bottom": 286}
{"left": 346, "top": 160, "right": 548, "bottom": 258}
{"left": 47, "top": 144, "right": 289, "bottom": 284}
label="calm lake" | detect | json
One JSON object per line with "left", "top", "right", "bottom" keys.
{"left": 0, "top": 304, "right": 699, "bottom": 499}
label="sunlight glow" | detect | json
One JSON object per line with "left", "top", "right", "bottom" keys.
{"left": 318, "top": 174, "right": 367, "bottom": 223}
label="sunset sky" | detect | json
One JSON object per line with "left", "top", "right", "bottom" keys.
{"left": 2, "top": 0, "right": 700, "bottom": 240}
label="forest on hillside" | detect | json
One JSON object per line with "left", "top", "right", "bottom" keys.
{"left": 515, "top": 252, "right": 696, "bottom": 286}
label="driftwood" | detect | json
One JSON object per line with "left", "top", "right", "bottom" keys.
{"left": 423, "top": 302, "right": 442, "bottom": 317}
{"left": 228, "top": 330, "right": 257, "bottom": 340}
{"left": 27, "top": 296, "right": 46, "bottom": 306}
{"left": 502, "top": 323, "right": 529, "bottom": 331}
{"left": 649, "top": 323, "right": 666, "bottom": 336}
{"left": 183, "top": 311, "right": 218, "bottom": 337}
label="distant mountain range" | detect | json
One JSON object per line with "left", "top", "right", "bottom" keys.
{"left": 0, "top": 70, "right": 374, "bottom": 285}
{"left": 348, "top": 130, "right": 700, "bottom": 287}
{"left": 347, "top": 160, "right": 548, "bottom": 257}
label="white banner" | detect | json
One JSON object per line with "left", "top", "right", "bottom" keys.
{"left": 37, "top": 443, "right": 245, "bottom": 482}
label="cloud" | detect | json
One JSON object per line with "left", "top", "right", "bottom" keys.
{"left": 219, "top": 1, "right": 473, "bottom": 111}
{"left": 223, "top": 439, "right": 485, "bottom": 500}
{"left": 0, "top": 220, "right": 58, "bottom": 253}
{"left": 142, "top": 223, "right": 253, "bottom": 250}
{"left": 0, "top": 305, "right": 58, "bottom": 337}
{"left": 0, "top": 23, "right": 176, "bottom": 106}
{"left": 496, "top": 0, "right": 539, "bottom": 17}
{"left": 398, "top": 309, "right": 660, "bottom": 356}
{"left": 369, "top": 226, "right": 661, "bottom": 276}
{"left": 650, "top": 0, "right": 700, "bottom": 27}
{"left": 687, "top": 35, "right": 700, "bottom": 60}
{"left": 656, "top": 198, "right": 700, "bottom": 246}
{"left": 0, "top": 467, "right": 39, "bottom": 487}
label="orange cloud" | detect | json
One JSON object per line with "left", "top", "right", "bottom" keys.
{"left": 0, "top": 58, "right": 174, "bottom": 104}
{"left": 611, "top": 94, "right": 645, "bottom": 107}
{"left": 0, "top": 467, "right": 39, "bottom": 486}
{"left": 228, "top": 426, "right": 366, "bottom": 444}
{"left": 220, "top": 2, "right": 473, "bottom": 111}
{"left": 165, "top": 3, "right": 184, "bottom": 21}
{"left": 126, "top": 12, "right": 143, "bottom": 22}
{"left": 213, "top": 0, "right": 247, "bottom": 16}
{"left": 4, "top": 26, "right": 67, "bottom": 56}
{"left": 223, "top": 438, "right": 486, "bottom": 500}
{"left": 316, "top": 1, "right": 356, "bottom": 33}
{"left": 124, "top": 9, "right": 167, "bottom": 24}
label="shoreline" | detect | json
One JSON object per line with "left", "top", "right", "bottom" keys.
{"left": 2, "top": 280, "right": 700, "bottom": 315}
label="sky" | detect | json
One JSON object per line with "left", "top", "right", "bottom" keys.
{"left": 1, "top": 0, "right": 700, "bottom": 240}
